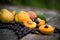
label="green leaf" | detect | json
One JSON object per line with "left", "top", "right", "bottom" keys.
{"left": 35, "top": 11, "right": 47, "bottom": 22}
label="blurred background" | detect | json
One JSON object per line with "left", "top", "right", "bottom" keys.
{"left": 0, "top": 0, "right": 60, "bottom": 10}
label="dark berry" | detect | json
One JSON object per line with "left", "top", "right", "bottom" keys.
{"left": 34, "top": 18, "right": 39, "bottom": 24}
{"left": 19, "top": 23, "right": 25, "bottom": 27}
{"left": 54, "top": 27, "right": 60, "bottom": 33}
